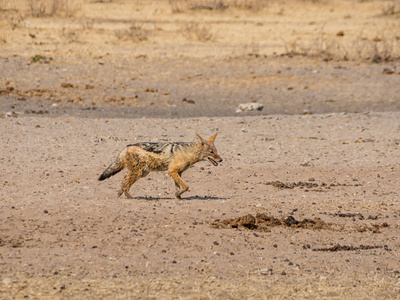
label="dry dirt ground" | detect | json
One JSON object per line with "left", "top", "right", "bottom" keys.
{"left": 1, "top": 0, "right": 400, "bottom": 299}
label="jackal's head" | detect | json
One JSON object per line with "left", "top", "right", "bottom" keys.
{"left": 196, "top": 132, "right": 223, "bottom": 166}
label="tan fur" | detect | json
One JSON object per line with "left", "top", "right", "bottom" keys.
{"left": 98, "top": 133, "right": 223, "bottom": 199}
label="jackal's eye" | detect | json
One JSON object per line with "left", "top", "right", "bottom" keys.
{"left": 210, "top": 150, "right": 214, "bottom": 154}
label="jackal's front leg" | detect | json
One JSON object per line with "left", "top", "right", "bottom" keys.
{"left": 168, "top": 170, "right": 189, "bottom": 199}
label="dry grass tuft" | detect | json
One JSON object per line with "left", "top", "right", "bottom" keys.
{"left": 379, "top": 0, "right": 400, "bottom": 17}
{"left": 182, "top": 22, "right": 214, "bottom": 42}
{"left": 0, "top": 2, "right": 25, "bottom": 44}
{"left": 27, "top": 0, "right": 82, "bottom": 17}
{"left": 0, "top": 1, "right": 25, "bottom": 32}
{"left": 115, "top": 22, "right": 149, "bottom": 43}
{"left": 169, "top": 0, "right": 188, "bottom": 13}
{"left": 282, "top": 28, "right": 349, "bottom": 61}
{"left": 352, "top": 29, "right": 399, "bottom": 62}
{"left": 0, "top": 32, "right": 6, "bottom": 44}
{"left": 231, "top": 0, "right": 267, "bottom": 11}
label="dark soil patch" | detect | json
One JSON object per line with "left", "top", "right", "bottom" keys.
{"left": 313, "top": 244, "right": 391, "bottom": 252}
{"left": 0, "top": 237, "right": 24, "bottom": 248}
{"left": 323, "top": 212, "right": 381, "bottom": 220}
{"left": 265, "top": 181, "right": 320, "bottom": 189}
{"left": 333, "top": 212, "right": 365, "bottom": 220}
{"left": 265, "top": 181, "right": 362, "bottom": 190}
{"left": 355, "top": 222, "right": 389, "bottom": 233}
{"left": 211, "top": 213, "right": 331, "bottom": 231}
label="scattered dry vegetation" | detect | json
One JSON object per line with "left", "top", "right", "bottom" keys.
{"left": 1, "top": 0, "right": 399, "bottom": 61}
{"left": 0, "top": 0, "right": 82, "bottom": 44}
{"left": 282, "top": 26, "right": 400, "bottom": 62}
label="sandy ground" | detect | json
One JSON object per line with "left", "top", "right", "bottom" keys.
{"left": 1, "top": 0, "right": 400, "bottom": 299}
{"left": 1, "top": 113, "right": 400, "bottom": 299}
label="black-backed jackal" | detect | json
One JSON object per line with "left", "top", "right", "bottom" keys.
{"left": 98, "top": 132, "right": 222, "bottom": 199}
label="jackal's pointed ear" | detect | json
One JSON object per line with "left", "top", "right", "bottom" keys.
{"left": 208, "top": 132, "right": 218, "bottom": 143}
{"left": 196, "top": 132, "right": 206, "bottom": 144}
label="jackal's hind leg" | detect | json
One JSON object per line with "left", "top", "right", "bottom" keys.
{"left": 174, "top": 171, "right": 182, "bottom": 194}
{"left": 118, "top": 169, "right": 142, "bottom": 199}
{"left": 169, "top": 170, "right": 189, "bottom": 199}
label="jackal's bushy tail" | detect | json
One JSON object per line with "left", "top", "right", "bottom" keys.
{"left": 98, "top": 158, "right": 123, "bottom": 181}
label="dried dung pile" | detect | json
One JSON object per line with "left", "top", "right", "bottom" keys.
{"left": 211, "top": 213, "right": 331, "bottom": 231}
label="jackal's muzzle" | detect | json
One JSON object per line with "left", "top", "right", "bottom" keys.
{"left": 208, "top": 157, "right": 222, "bottom": 166}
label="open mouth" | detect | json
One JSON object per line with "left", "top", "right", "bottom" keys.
{"left": 208, "top": 157, "right": 219, "bottom": 166}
